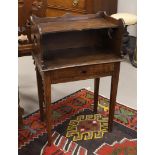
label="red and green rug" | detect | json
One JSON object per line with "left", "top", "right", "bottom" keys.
{"left": 18, "top": 89, "right": 137, "bottom": 155}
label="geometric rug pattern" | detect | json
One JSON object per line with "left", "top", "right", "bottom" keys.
{"left": 66, "top": 114, "right": 108, "bottom": 141}
{"left": 18, "top": 89, "right": 137, "bottom": 155}
{"left": 94, "top": 138, "right": 137, "bottom": 155}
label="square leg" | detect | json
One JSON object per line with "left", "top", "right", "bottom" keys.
{"left": 94, "top": 78, "right": 100, "bottom": 113}
{"left": 43, "top": 74, "right": 52, "bottom": 146}
{"left": 36, "top": 67, "right": 44, "bottom": 121}
{"left": 108, "top": 62, "right": 120, "bottom": 132}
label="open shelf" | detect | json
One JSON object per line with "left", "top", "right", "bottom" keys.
{"left": 31, "top": 12, "right": 124, "bottom": 71}
{"left": 42, "top": 47, "right": 122, "bottom": 70}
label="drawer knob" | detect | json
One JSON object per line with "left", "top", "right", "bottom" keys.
{"left": 81, "top": 70, "right": 87, "bottom": 74}
{"left": 72, "top": 0, "right": 79, "bottom": 6}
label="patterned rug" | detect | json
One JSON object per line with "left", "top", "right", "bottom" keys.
{"left": 18, "top": 89, "right": 137, "bottom": 155}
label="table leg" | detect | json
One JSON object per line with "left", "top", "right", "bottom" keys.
{"left": 18, "top": 95, "right": 24, "bottom": 128}
{"left": 36, "top": 68, "right": 44, "bottom": 121}
{"left": 94, "top": 78, "right": 100, "bottom": 113}
{"left": 43, "top": 74, "right": 52, "bottom": 146}
{"left": 108, "top": 62, "right": 120, "bottom": 132}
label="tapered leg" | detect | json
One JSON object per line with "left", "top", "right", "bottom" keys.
{"left": 94, "top": 78, "right": 100, "bottom": 113}
{"left": 108, "top": 62, "right": 120, "bottom": 132}
{"left": 43, "top": 74, "right": 52, "bottom": 146}
{"left": 36, "top": 67, "right": 44, "bottom": 121}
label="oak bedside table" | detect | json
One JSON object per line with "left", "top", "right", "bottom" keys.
{"left": 31, "top": 12, "right": 124, "bottom": 146}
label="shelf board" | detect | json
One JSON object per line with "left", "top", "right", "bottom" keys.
{"left": 40, "top": 47, "right": 122, "bottom": 71}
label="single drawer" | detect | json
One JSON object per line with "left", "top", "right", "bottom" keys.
{"left": 47, "top": 0, "right": 86, "bottom": 11}
{"left": 52, "top": 63, "right": 114, "bottom": 84}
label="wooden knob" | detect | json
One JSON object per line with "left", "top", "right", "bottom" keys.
{"left": 72, "top": 0, "right": 79, "bottom": 6}
{"left": 81, "top": 70, "right": 87, "bottom": 74}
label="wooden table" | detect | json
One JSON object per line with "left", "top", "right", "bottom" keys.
{"left": 31, "top": 12, "right": 124, "bottom": 146}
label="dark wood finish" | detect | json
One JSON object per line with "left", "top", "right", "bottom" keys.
{"left": 18, "top": 0, "right": 47, "bottom": 127}
{"left": 18, "top": 0, "right": 47, "bottom": 57}
{"left": 31, "top": 12, "right": 124, "bottom": 68}
{"left": 108, "top": 62, "right": 120, "bottom": 132}
{"left": 18, "top": 106, "right": 24, "bottom": 128}
{"left": 18, "top": 95, "right": 24, "bottom": 128}
{"left": 18, "top": 0, "right": 118, "bottom": 56}
{"left": 36, "top": 67, "right": 44, "bottom": 121}
{"left": 94, "top": 78, "right": 100, "bottom": 113}
{"left": 109, "top": 0, "right": 118, "bottom": 15}
{"left": 50, "top": 63, "right": 114, "bottom": 84}
{"left": 43, "top": 72, "right": 52, "bottom": 146}
{"left": 18, "top": 0, "right": 47, "bottom": 128}
{"left": 31, "top": 12, "right": 124, "bottom": 145}
{"left": 46, "top": 0, "right": 118, "bottom": 17}
{"left": 18, "top": 43, "right": 34, "bottom": 57}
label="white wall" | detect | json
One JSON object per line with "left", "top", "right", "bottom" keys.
{"left": 117, "top": 0, "right": 137, "bottom": 36}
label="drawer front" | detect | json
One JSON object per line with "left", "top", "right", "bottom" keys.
{"left": 46, "top": 8, "right": 82, "bottom": 17}
{"left": 47, "top": 0, "right": 86, "bottom": 11}
{"left": 52, "top": 63, "right": 114, "bottom": 84}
